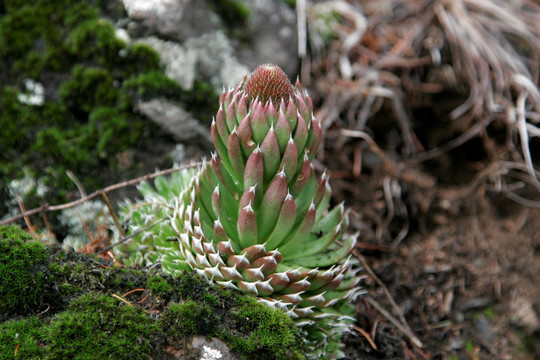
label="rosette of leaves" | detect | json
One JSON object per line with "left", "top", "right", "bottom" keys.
{"left": 114, "top": 169, "right": 196, "bottom": 267}
{"left": 116, "top": 65, "right": 363, "bottom": 359}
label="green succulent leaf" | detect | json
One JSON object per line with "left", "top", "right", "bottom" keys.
{"left": 114, "top": 64, "right": 363, "bottom": 360}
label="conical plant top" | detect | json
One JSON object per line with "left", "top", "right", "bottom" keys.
{"left": 115, "top": 63, "right": 363, "bottom": 360}
{"left": 243, "top": 64, "right": 294, "bottom": 104}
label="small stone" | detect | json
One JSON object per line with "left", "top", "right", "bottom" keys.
{"left": 189, "top": 336, "right": 241, "bottom": 360}
{"left": 18, "top": 79, "right": 45, "bottom": 106}
{"left": 474, "top": 316, "right": 495, "bottom": 343}
{"left": 137, "top": 98, "right": 212, "bottom": 146}
{"left": 511, "top": 296, "right": 540, "bottom": 334}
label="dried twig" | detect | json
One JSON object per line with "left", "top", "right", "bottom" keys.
{"left": 121, "top": 288, "right": 145, "bottom": 298}
{"left": 101, "top": 192, "right": 124, "bottom": 238}
{"left": 16, "top": 195, "right": 38, "bottom": 238}
{"left": 366, "top": 296, "right": 423, "bottom": 349}
{"left": 0, "top": 163, "right": 201, "bottom": 226}
{"left": 352, "top": 325, "right": 378, "bottom": 350}
{"left": 340, "top": 129, "right": 394, "bottom": 172}
{"left": 111, "top": 294, "right": 133, "bottom": 307}
{"left": 311, "top": 0, "right": 540, "bottom": 188}
{"left": 66, "top": 170, "right": 87, "bottom": 198}
{"left": 353, "top": 248, "right": 423, "bottom": 348}
{"left": 515, "top": 90, "right": 540, "bottom": 189}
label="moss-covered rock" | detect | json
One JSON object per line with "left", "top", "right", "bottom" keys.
{"left": 162, "top": 300, "right": 220, "bottom": 337}
{"left": 0, "top": 317, "right": 47, "bottom": 359}
{"left": 0, "top": 225, "right": 305, "bottom": 359}
{"left": 224, "top": 297, "right": 306, "bottom": 360}
{"left": 0, "top": 0, "right": 218, "bottom": 218}
{"left": 47, "top": 293, "right": 160, "bottom": 359}
{"left": 0, "top": 225, "right": 49, "bottom": 316}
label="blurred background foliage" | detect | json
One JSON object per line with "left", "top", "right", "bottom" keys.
{"left": 0, "top": 0, "right": 217, "bottom": 224}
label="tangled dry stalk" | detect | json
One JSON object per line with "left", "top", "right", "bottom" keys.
{"left": 303, "top": 0, "right": 540, "bottom": 209}
{"left": 299, "top": 1, "right": 540, "bottom": 357}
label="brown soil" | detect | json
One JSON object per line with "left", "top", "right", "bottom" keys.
{"left": 322, "top": 128, "right": 540, "bottom": 359}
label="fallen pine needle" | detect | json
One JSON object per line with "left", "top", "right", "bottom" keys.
{"left": 122, "top": 288, "right": 145, "bottom": 298}
{"left": 353, "top": 325, "right": 378, "bottom": 350}
{"left": 112, "top": 294, "right": 133, "bottom": 307}
{"left": 367, "top": 296, "right": 423, "bottom": 349}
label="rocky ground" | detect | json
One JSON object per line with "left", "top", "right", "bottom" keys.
{"left": 324, "top": 133, "right": 540, "bottom": 359}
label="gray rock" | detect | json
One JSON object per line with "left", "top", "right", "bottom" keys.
{"left": 237, "top": 0, "right": 298, "bottom": 76}
{"left": 136, "top": 36, "right": 198, "bottom": 90}
{"left": 121, "top": 0, "right": 298, "bottom": 82}
{"left": 137, "top": 98, "right": 212, "bottom": 147}
{"left": 511, "top": 296, "right": 540, "bottom": 334}
{"left": 118, "top": 0, "right": 299, "bottom": 156}
{"left": 136, "top": 32, "right": 250, "bottom": 92}
{"left": 473, "top": 316, "right": 495, "bottom": 343}
{"left": 122, "top": 0, "right": 221, "bottom": 42}
{"left": 189, "top": 336, "right": 242, "bottom": 360}
{"left": 184, "top": 31, "right": 250, "bottom": 90}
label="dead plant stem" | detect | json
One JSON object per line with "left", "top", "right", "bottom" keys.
{"left": 354, "top": 249, "right": 423, "bottom": 348}
{"left": 0, "top": 163, "right": 201, "bottom": 226}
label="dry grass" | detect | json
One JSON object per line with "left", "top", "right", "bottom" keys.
{"left": 299, "top": 1, "right": 540, "bottom": 358}
{"left": 303, "top": 0, "right": 540, "bottom": 204}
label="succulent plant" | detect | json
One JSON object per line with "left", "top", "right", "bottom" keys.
{"left": 114, "top": 169, "right": 197, "bottom": 267}
{"left": 114, "top": 64, "right": 363, "bottom": 359}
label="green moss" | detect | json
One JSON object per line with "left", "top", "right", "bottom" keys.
{"left": 280, "top": 0, "right": 296, "bottom": 7}
{"left": 0, "top": 0, "right": 180, "bottom": 216}
{"left": 171, "top": 268, "right": 212, "bottom": 299}
{"left": 88, "top": 106, "right": 140, "bottom": 159}
{"left": 47, "top": 293, "right": 159, "bottom": 359}
{"left": 484, "top": 306, "right": 495, "bottom": 320}
{"left": 202, "top": 292, "right": 221, "bottom": 307}
{"left": 0, "top": 317, "right": 46, "bottom": 358}
{"left": 162, "top": 300, "right": 220, "bottom": 337}
{"left": 120, "top": 70, "right": 182, "bottom": 106}
{"left": 210, "top": 0, "right": 251, "bottom": 25}
{"left": 59, "top": 66, "right": 117, "bottom": 112}
{"left": 118, "top": 43, "right": 162, "bottom": 77}
{"left": 65, "top": 18, "right": 124, "bottom": 66}
{"left": 0, "top": 87, "right": 41, "bottom": 168}
{"left": 465, "top": 339, "right": 475, "bottom": 352}
{"left": 159, "top": 274, "right": 305, "bottom": 360}
{"left": 0, "top": 225, "right": 49, "bottom": 316}
{"left": 0, "top": 224, "right": 32, "bottom": 242}
{"left": 147, "top": 275, "right": 173, "bottom": 295}
{"left": 188, "top": 80, "right": 220, "bottom": 124}
{"left": 105, "top": 267, "right": 145, "bottom": 290}
{"left": 225, "top": 297, "right": 305, "bottom": 360}
{"left": 0, "top": 226, "right": 306, "bottom": 359}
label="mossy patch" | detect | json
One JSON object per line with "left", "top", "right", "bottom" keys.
{"left": 209, "top": 0, "right": 251, "bottom": 25}
{"left": 146, "top": 275, "right": 173, "bottom": 295}
{"left": 0, "top": 0, "right": 218, "bottom": 218}
{"left": 162, "top": 300, "right": 220, "bottom": 337}
{"left": 0, "top": 317, "right": 47, "bottom": 359}
{"left": 0, "top": 225, "right": 305, "bottom": 359}
{"left": 224, "top": 297, "right": 306, "bottom": 360}
{"left": 47, "top": 293, "right": 160, "bottom": 359}
{"left": 0, "top": 225, "right": 49, "bottom": 316}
